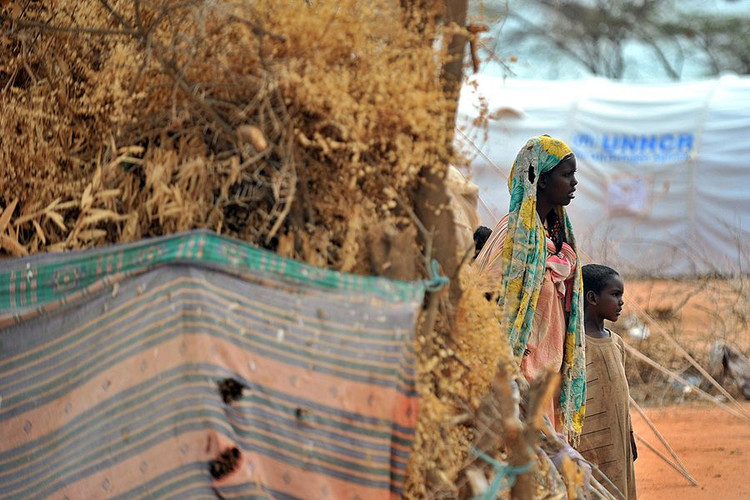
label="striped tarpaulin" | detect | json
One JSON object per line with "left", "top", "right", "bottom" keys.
{"left": 0, "top": 231, "right": 423, "bottom": 499}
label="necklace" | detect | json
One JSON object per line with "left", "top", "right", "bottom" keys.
{"left": 545, "top": 214, "right": 563, "bottom": 254}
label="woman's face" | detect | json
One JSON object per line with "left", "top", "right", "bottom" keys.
{"left": 538, "top": 155, "right": 577, "bottom": 206}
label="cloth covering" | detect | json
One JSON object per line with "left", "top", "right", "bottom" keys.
{"left": 0, "top": 230, "right": 423, "bottom": 499}
{"left": 522, "top": 237, "right": 578, "bottom": 431}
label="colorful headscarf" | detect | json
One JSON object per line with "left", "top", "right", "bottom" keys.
{"left": 478, "top": 135, "right": 586, "bottom": 440}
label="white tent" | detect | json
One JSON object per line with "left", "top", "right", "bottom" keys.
{"left": 456, "top": 75, "right": 750, "bottom": 276}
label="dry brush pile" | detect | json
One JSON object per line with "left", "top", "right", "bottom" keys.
{"left": 1, "top": 0, "right": 453, "bottom": 270}
{"left": 1, "top": 1, "right": 608, "bottom": 497}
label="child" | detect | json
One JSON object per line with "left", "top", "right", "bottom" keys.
{"left": 579, "top": 264, "right": 637, "bottom": 499}
{"left": 472, "top": 225, "right": 492, "bottom": 260}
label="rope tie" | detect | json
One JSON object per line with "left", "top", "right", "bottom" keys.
{"left": 471, "top": 446, "right": 535, "bottom": 499}
{"left": 424, "top": 259, "right": 450, "bottom": 292}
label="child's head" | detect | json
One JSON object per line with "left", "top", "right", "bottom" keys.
{"left": 473, "top": 225, "right": 492, "bottom": 259}
{"left": 582, "top": 264, "right": 624, "bottom": 322}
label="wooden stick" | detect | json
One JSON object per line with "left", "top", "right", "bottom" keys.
{"left": 588, "top": 463, "right": 624, "bottom": 500}
{"left": 537, "top": 421, "right": 619, "bottom": 499}
{"left": 471, "top": 364, "right": 538, "bottom": 499}
{"left": 624, "top": 343, "right": 750, "bottom": 424}
{"left": 525, "top": 370, "right": 561, "bottom": 435}
{"left": 633, "top": 432, "right": 699, "bottom": 487}
{"left": 588, "top": 475, "right": 616, "bottom": 500}
{"left": 625, "top": 297, "right": 750, "bottom": 420}
{"left": 629, "top": 397, "right": 698, "bottom": 485}
{"left": 511, "top": 371, "right": 560, "bottom": 497}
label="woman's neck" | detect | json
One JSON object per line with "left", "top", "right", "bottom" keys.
{"left": 536, "top": 199, "right": 553, "bottom": 223}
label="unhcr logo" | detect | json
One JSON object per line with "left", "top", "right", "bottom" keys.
{"left": 572, "top": 132, "right": 695, "bottom": 164}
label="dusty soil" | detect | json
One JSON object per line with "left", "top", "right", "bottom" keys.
{"left": 633, "top": 402, "right": 750, "bottom": 499}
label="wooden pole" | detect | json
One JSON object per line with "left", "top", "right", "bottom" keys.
{"left": 633, "top": 432, "right": 699, "bottom": 487}
{"left": 624, "top": 297, "right": 750, "bottom": 420}
{"left": 629, "top": 397, "right": 698, "bottom": 485}
{"left": 624, "top": 343, "right": 750, "bottom": 424}
{"left": 471, "top": 364, "right": 540, "bottom": 499}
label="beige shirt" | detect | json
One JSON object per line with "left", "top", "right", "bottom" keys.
{"left": 579, "top": 331, "right": 637, "bottom": 499}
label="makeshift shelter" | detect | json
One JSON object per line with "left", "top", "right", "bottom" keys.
{"left": 0, "top": 1, "right": 615, "bottom": 496}
{"left": 456, "top": 74, "right": 750, "bottom": 276}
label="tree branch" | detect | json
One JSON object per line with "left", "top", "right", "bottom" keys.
{"left": 0, "top": 14, "right": 136, "bottom": 36}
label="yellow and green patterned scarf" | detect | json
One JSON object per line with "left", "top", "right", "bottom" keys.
{"left": 499, "top": 135, "right": 586, "bottom": 440}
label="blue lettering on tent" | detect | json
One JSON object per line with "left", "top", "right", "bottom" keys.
{"left": 640, "top": 135, "right": 657, "bottom": 152}
{"left": 659, "top": 135, "right": 674, "bottom": 151}
{"left": 621, "top": 135, "right": 638, "bottom": 153}
{"left": 572, "top": 132, "right": 694, "bottom": 163}
{"left": 678, "top": 133, "right": 693, "bottom": 151}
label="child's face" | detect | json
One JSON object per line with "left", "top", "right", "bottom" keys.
{"left": 596, "top": 274, "right": 625, "bottom": 322}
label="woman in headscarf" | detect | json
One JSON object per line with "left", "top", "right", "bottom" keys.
{"left": 475, "top": 135, "right": 586, "bottom": 442}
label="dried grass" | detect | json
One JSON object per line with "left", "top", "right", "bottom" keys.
{"left": 405, "top": 266, "right": 511, "bottom": 497}
{"left": 0, "top": 0, "right": 498, "bottom": 495}
{"left": 0, "top": 0, "right": 451, "bottom": 272}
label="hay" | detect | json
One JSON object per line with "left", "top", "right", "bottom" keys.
{"left": 405, "top": 266, "right": 511, "bottom": 497}
{"left": 0, "top": 0, "right": 450, "bottom": 272}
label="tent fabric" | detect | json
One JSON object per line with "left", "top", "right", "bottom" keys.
{"left": 0, "top": 231, "right": 423, "bottom": 499}
{"left": 456, "top": 75, "right": 750, "bottom": 276}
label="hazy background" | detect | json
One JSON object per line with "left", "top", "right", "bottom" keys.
{"left": 469, "top": 0, "right": 750, "bottom": 81}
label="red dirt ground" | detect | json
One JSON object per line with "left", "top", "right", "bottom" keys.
{"left": 633, "top": 401, "right": 750, "bottom": 499}
{"left": 624, "top": 280, "right": 750, "bottom": 499}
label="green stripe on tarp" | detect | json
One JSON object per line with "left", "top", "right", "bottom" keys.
{"left": 0, "top": 230, "right": 424, "bottom": 314}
